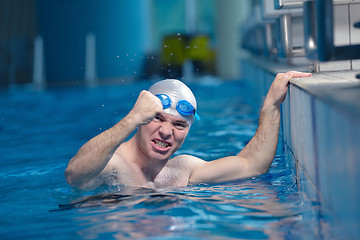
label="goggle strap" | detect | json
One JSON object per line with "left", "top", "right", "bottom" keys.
{"left": 194, "top": 111, "right": 200, "bottom": 120}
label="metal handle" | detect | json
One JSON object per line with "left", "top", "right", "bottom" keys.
{"left": 278, "top": 14, "right": 305, "bottom": 58}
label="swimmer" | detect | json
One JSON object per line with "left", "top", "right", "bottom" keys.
{"left": 65, "top": 71, "right": 311, "bottom": 189}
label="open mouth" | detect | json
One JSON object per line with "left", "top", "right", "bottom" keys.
{"left": 152, "top": 139, "right": 171, "bottom": 149}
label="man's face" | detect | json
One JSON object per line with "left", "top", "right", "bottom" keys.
{"left": 137, "top": 113, "right": 190, "bottom": 161}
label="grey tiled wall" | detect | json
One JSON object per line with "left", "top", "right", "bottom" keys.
{"left": 242, "top": 59, "right": 360, "bottom": 239}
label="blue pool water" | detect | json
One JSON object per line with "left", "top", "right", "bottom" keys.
{"left": 0, "top": 78, "right": 320, "bottom": 239}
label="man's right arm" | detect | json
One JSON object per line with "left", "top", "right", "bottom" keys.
{"left": 65, "top": 90, "right": 162, "bottom": 188}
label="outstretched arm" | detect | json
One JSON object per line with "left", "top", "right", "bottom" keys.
{"left": 189, "top": 71, "right": 311, "bottom": 184}
{"left": 65, "top": 90, "right": 163, "bottom": 188}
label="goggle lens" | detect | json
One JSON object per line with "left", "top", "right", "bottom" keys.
{"left": 177, "top": 100, "right": 194, "bottom": 115}
{"left": 155, "top": 94, "right": 172, "bottom": 109}
{"left": 155, "top": 94, "right": 200, "bottom": 120}
{"left": 177, "top": 100, "right": 200, "bottom": 120}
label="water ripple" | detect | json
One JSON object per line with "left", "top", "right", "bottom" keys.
{"left": 0, "top": 164, "right": 65, "bottom": 178}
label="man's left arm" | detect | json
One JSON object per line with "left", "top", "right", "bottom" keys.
{"left": 189, "top": 71, "right": 311, "bottom": 184}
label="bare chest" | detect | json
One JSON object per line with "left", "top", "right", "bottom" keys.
{"left": 103, "top": 159, "right": 190, "bottom": 188}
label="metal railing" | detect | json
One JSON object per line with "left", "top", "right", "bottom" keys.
{"left": 304, "top": 0, "right": 360, "bottom": 61}
{"left": 242, "top": 0, "right": 360, "bottom": 64}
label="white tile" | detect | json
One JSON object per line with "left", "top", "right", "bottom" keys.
{"left": 292, "top": 17, "right": 304, "bottom": 47}
{"left": 334, "top": 0, "right": 353, "bottom": 4}
{"left": 298, "top": 90, "right": 317, "bottom": 185}
{"left": 352, "top": 59, "right": 360, "bottom": 70}
{"left": 327, "top": 109, "right": 360, "bottom": 237}
{"left": 349, "top": 3, "right": 360, "bottom": 45}
{"left": 333, "top": 5, "right": 350, "bottom": 46}
{"left": 315, "top": 100, "right": 332, "bottom": 204}
{"left": 319, "top": 60, "right": 351, "bottom": 71}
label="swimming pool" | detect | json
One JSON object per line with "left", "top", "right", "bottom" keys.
{"left": 0, "top": 78, "right": 320, "bottom": 239}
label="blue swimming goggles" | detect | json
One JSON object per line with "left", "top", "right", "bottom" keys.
{"left": 156, "top": 94, "right": 200, "bottom": 120}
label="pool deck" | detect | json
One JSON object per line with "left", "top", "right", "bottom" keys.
{"left": 242, "top": 57, "right": 360, "bottom": 239}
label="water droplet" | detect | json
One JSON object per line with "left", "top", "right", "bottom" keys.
{"left": 177, "top": 33, "right": 180, "bottom": 36}
{"left": 170, "top": 52, "right": 173, "bottom": 56}
{"left": 194, "top": 45, "right": 197, "bottom": 48}
{"left": 126, "top": 54, "right": 129, "bottom": 57}
{"left": 130, "top": 59, "right": 134, "bottom": 61}
{"left": 117, "top": 55, "right": 119, "bottom": 58}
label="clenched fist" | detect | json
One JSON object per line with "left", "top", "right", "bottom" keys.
{"left": 128, "top": 90, "right": 164, "bottom": 126}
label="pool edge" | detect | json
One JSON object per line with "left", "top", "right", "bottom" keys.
{"left": 242, "top": 58, "right": 360, "bottom": 239}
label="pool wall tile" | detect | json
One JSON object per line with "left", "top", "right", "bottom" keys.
{"left": 243, "top": 58, "right": 360, "bottom": 239}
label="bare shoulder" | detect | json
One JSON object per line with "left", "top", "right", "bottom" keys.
{"left": 166, "top": 154, "right": 205, "bottom": 171}
{"left": 92, "top": 151, "right": 129, "bottom": 186}
{"left": 155, "top": 154, "right": 206, "bottom": 187}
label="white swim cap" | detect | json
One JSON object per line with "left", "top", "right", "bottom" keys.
{"left": 149, "top": 79, "right": 198, "bottom": 126}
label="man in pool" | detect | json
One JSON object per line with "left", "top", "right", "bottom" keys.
{"left": 65, "top": 71, "right": 311, "bottom": 189}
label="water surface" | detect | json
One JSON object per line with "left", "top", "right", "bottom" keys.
{"left": 0, "top": 78, "right": 319, "bottom": 239}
